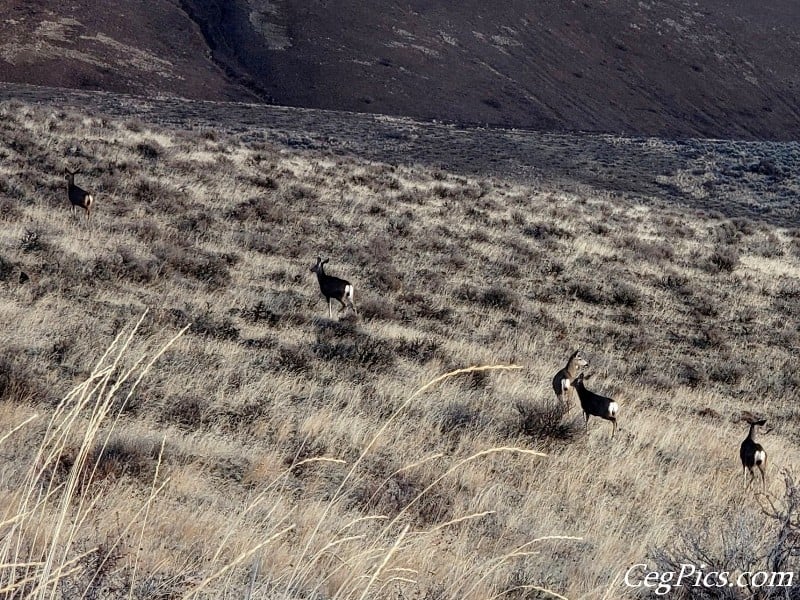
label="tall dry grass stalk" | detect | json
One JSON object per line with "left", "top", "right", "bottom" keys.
{"left": 0, "top": 312, "right": 187, "bottom": 599}
{"left": 269, "top": 364, "right": 577, "bottom": 600}
{"left": 1, "top": 357, "right": 576, "bottom": 599}
{"left": 283, "top": 365, "right": 525, "bottom": 597}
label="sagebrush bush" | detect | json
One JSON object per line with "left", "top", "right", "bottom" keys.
{"left": 522, "top": 221, "right": 572, "bottom": 241}
{"left": 706, "top": 245, "right": 740, "bottom": 273}
{"left": 161, "top": 394, "right": 209, "bottom": 428}
{"left": 312, "top": 325, "right": 396, "bottom": 374}
{"left": 439, "top": 401, "right": 483, "bottom": 434}
{"left": 511, "top": 398, "right": 578, "bottom": 442}
{"left": 393, "top": 337, "right": 440, "bottom": 364}
{"left": 188, "top": 309, "right": 240, "bottom": 340}
{"left": 154, "top": 244, "right": 234, "bottom": 289}
{"left": 646, "top": 473, "right": 800, "bottom": 599}
{"left": 358, "top": 297, "right": 398, "bottom": 321}
{"left": 480, "top": 285, "right": 520, "bottom": 310}
{"left": 134, "top": 140, "right": 163, "bottom": 161}
{"left": 89, "top": 435, "right": 162, "bottom": 484}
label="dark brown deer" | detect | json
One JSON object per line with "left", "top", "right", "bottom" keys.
{"left": 552, "top": 350, "right": 589, "bottom": 405}
{"left": 740, "top": 416, "right": 768, "bottom": 492}
{"left": 310, "top": 257, "right": 356, "bottom": 319}
{"left": 573, "top": 373, "right": 618, "bottom": 439}
{"left": 65, "top": 168, "right": 94, "bottom": 220}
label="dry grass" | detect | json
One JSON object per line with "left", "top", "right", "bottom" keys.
{"left": 0, "top": 99, "right": 799, "bottom": 598}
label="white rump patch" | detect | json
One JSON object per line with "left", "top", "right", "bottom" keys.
{"left": 345, "top": 284, "right": 354, "bottom": 302}
{"left": 561, "top": 378, "right": 571, "bottom": 392}
{"left": 755, "top": 450, "right": 766, "bottom": 465}
{"left": 608, "top": 401, "right": 619, "bottom": 418}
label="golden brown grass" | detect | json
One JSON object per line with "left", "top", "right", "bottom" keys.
{"left": 0, "top": 98, "right": 799, "bottom": 598}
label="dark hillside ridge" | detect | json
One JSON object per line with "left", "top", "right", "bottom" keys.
{"left": 186, "top": 0, "right": 800, "bottom": 140}
{"left": 0, "top": 0, "right": 254, "bottom": 102}
{"left": 2, "top": 1, "right": 800, "bottom": 139}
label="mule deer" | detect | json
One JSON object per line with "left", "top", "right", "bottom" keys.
{"left": 310, "top": 257, "right": 356, "bottom": 319}
{"left": 740, "top": 416, "right": 767, "bottom": 492}
{"left": 64, "top": 168, "right": 94, "bottom": 220}
{"left": 552, "top": 350, "right": 589, "bottom": 405}
{"left": 573, "top": 373, "right": 618, "bottom": 439}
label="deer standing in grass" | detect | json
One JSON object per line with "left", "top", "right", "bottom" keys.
{"left": 310, "top": 257, "right": 357, "bottom": 319}
{"left": 552, "top": 350, "right": 589, "bottom": 405}
{"left": 64, "top": 168, "right": 94, "bottom": 220}
{"left": 740, "top": 416, "right": 768, "bottom": 492}
{"left": 573, "top": 373, "right": 618, "bottom": 439}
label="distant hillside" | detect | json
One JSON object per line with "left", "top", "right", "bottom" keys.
{"left": 0, "top": 0, "right": 253, "bottom": 102}
{"left": 2, "top": 1, "right": 800, "bottom": 139}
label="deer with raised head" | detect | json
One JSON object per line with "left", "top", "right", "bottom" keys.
{"left": 573, "top": 373, "right": 618, "bottom": 439}
{"left": 740, "top": 416, "right": 768, "bottom": 492}
{"left": 64, "top": 168, "right": 94, "bottom": 220}
{"left": 310, "top": 256, "right": 357, "bottom": 319}
{"left": 552, "top": 350, "right": 589, "bottom": 405}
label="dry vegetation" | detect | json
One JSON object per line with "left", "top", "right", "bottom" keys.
{"left": 0, "top": 99, "right": 799, "bottom": 599}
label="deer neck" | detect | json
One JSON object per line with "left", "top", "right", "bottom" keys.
{"left": 748, "top": 424, "right": 758, "bottom": 442}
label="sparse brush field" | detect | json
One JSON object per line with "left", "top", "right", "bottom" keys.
{"left": 1, "top": 97, "right": 800, "bottom": 599}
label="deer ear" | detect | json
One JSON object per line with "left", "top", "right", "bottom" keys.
{"left": 584, "top": 373, "right": 593, "bottom": 380}
{"left": 322, "top": 259, "right": 329, "bottom": 265}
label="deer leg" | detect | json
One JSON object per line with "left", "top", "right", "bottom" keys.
{"left": 328, "top": 298, "right": 332, "bottom": 319}
{"left": 584, "top": 412, "right": 589, "bottom": 433}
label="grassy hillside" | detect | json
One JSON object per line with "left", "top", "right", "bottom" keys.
{"left": 0, "top": 97, "right": 799, "bottom": 598}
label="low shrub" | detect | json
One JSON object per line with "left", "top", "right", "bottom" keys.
{"left": 394, "top": 337, "right": 439, "bottom": 364}
{"left": 480, "top": 285, "right": 520, "bottom": 310}
{"left": 705, "top": 245, "right": 740, "bottom": 273}
{"left": 511, "top": 398, "right": 578, "bottom": 442}
{"left": 645, "top": 472, "right": 800, "bottom": 599}
{"left": 161, "top": 394, "right": 209, "bottom": 428}
{"left": 439, "top": 401, "right": 483, "bottom": 434}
